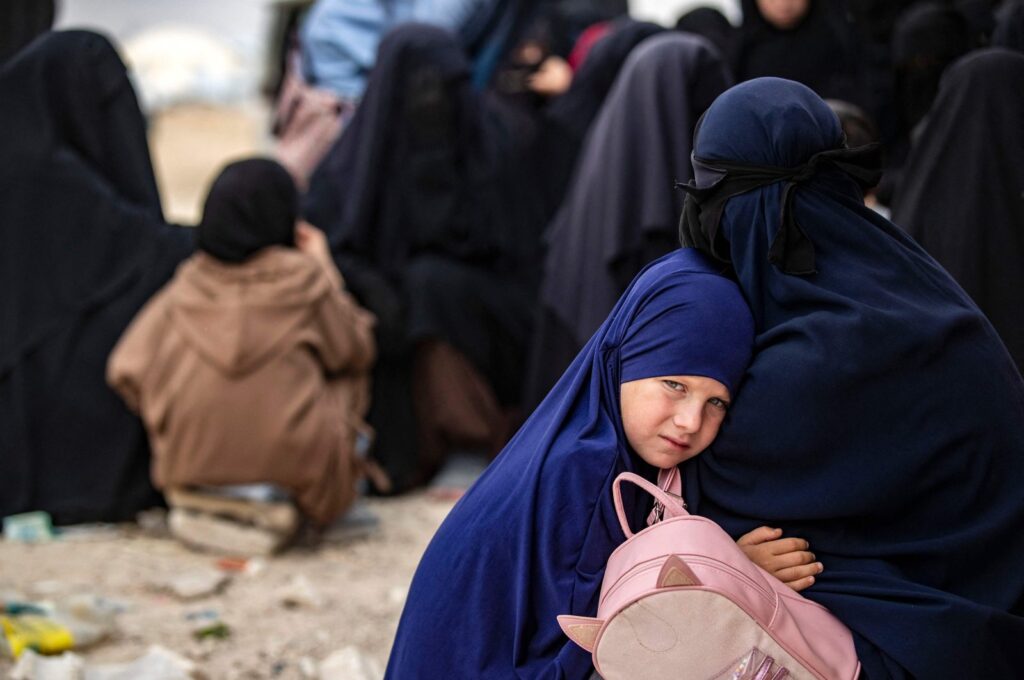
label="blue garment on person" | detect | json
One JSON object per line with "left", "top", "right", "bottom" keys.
{"left": 681, "top": 78, "right": 1024, "bottom": 679}
{"left": 301, "top": 0, "right": 537, "bottom": 98}
{"left": 385, "top": 248, "right": 754, "bottom": 679}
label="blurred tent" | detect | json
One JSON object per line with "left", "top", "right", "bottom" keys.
{"left": 123, "top": 26, "right": 249, "bottom": 109}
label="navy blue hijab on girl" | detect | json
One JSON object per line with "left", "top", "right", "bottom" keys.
{"left": 681, "top": 78, "right": 1024, "bottom": 679}
{"left": 386, "top": 249, "right": 753, "bottom": 679}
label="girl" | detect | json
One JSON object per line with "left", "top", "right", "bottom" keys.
{"left": 386, "top": 248, "right": 819, "bottom": 679}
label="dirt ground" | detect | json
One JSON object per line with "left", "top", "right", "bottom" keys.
{"left": 1, "top": 104, "right": 455, "bottom": 679}
{"left": 0, "top": 495, "right": 455, "bottom": 678}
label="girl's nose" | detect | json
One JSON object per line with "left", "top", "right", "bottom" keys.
{"left": 672, "top": 403, "right": 702, "bottom": 433}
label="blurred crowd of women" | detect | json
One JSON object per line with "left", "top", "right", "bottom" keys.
{"left": 1, "top": 0, "right": 1022, "bottom": 560}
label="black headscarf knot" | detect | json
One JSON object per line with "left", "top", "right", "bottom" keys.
{"left": 678, "top": 141, "right": 882, "bottom": 275}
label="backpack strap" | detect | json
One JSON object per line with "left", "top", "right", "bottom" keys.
{"left": 658, "top": 466, "right": 682, "bottom": 496}
{"left": 613, "top": 471, "right": 689, "bottom": 539}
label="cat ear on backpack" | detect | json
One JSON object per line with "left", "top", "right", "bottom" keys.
{"left": 657, "top": 554, "right": 700, "bottom": 588}
{"left": 557, "top": 615, "right": 604, "bottom": 652}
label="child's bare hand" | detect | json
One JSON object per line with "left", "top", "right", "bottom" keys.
{"left": 295, "top": 221, "right": 344, "bottom": 286}
{"left": 295, "top": 221, "right": 329, "bottom": 259}
{"left": 737, "top": 526, "right": 822, "bottom": 592}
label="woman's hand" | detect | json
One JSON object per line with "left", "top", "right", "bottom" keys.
{"left": 737, "top": 526, "right": 822, "bottom": 592}
{"left": 528, "top": 56, "right": 573, "bottom": 97}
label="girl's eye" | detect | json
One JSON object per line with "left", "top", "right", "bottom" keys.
{"left": 707, "top": 397, "right": 730, "bottom": 411}
{"left": 662, "top": 380, "right": 685, "bottom": 392}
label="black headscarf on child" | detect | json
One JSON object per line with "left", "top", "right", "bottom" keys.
{"left": 891, "top": 49, "right": 1024, "bottom": 374}
{"left": 197, "top": 159, "right": 298, "bottom": 263}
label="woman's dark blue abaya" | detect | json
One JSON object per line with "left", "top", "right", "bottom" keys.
{"left": 680, "top": 78, "right": 1024, "bottom": 679}
{"left": 386, "top": 249, "right": 753, "bottom": 679}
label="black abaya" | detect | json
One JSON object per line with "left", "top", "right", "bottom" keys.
{"left": 304, "top": 25, "right": 543, "bottom": 490}
{"left": 0, "top": 32, "right": 193, "bottom": 523}
{"left": 891, "top": 48, "right": 1024, "bottom": 375}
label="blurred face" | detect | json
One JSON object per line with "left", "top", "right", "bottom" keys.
{"left": 756, "top": 0, "right": 810, "bottom": 30}
{"left": 620, "top": 375, "right": 731, "bottom": 469}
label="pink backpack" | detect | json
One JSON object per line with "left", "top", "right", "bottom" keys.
{"left": 558, "top": 472, "right": 861, "bottom": 680}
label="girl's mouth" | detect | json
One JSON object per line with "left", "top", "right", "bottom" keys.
{"left": 660, "top": 435, "right": 690, "bottom": 450}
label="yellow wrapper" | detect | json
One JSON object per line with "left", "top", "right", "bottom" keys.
{"left": 1, "top": 614, "right": 75, "bottom": 658}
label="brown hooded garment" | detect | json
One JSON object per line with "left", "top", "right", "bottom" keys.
{"left": 108, "top": 247, "right": 375, "bottom": 526}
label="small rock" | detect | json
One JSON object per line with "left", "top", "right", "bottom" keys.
{"left": 319, "top": 647, "right": 382, "bottom": 680}
{"left": 84, "top": 644, "right": 199, "bottom": 679}
{"left": 298, "top": 657, "right": 317, "bottom": 678}
{"left": 386, "top": 586, "right": 407, "bottom": 606}
{"left": 160, "top": 569, "right": 229, "bottom": 600}
{"left": 136, "top": 508, "right": 169, "bottom": 537}
{"left": 243, "top": 558, "right": 266, "bottom": 576}
{"left": 57, "top": 524, "right": 122, "bottom": 542}
{"left": 276, "top": 575, "right": 324, "bottom": 610}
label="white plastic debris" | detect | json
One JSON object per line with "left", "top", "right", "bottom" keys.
{"left": 160, "top": 569, "right": 229, "bottom": 600}
{"left": 318, "top": 647, "right": 382, "bottom": 680}
{"left": 10, "top": 649, "right": 85, "bottom": 680}
{"left": 83, "top": 645, "right": 198, "bottom": 680}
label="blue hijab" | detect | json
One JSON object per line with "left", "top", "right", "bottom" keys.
{"left": 681, "top": 78, "right": 1024, "bottom": 679}
{"left": 386, "top": 249, "right": 753, "bottom": 679}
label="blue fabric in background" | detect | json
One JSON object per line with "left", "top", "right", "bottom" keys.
{"left": 682, "top": 78, "right": 1024, "bottom": 679}
{"left": 301, "top": 0, "right": 543, "bottom": 98}
{"left": 386, "top": 249, "right": 753, "bottom": 679}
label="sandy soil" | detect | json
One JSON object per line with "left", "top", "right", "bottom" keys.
{"left": 0, "top": 495, "right": 454, "bottom": 678}
{"left": 148, "top": 102, "right": 274, "bottom": 225}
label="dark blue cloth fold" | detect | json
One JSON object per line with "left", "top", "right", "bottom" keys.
{"left": 681, "top": 77, "right": 1024, "bottom": 679}
{"left": 386, "top": 248, "right": 753, "bottom": 679}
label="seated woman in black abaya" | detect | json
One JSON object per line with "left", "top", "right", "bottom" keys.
{"left": 0, "top": 31, "right": 194, "bottom": 523}
{"left": 303, "top": 24, "right": 544, "bottom": 493}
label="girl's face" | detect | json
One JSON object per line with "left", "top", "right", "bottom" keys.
{"left": 620, "top": 375, "right": 731, "bottom": 469}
